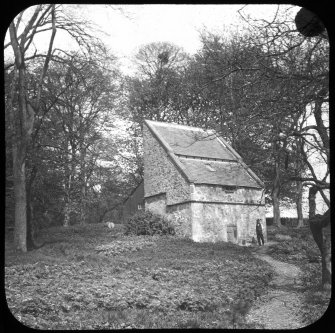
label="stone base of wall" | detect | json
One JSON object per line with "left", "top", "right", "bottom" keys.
{"left": 166, "top": 203, "right": 192, "bottom": 238}
{"left": 145, "top": 193, "right": 167, "bottom": 215}
{"left": 145, "top": 196, "right": 192, "bottom": 238}
{"left": 145, "top": 198, "right": 266, "bottom": 245}
{"left": 191, "top": 202, "right": 266, "bottom": 244}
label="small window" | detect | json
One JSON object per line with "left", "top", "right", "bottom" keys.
{"left": 138, "top": 204, "right": 143, "bottom": 210}
{"left": 222, "top": 186, "right": 235, "bottom": 193}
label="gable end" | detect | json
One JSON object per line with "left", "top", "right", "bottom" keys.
{"left": 144, "top": 120, "right": 192, "bottom": 183}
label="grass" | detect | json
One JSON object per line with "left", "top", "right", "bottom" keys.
{"left": 5, "top": 223, "right": 273, "bottom": 329}
{"left": 265, "top": 225, "right": 331, "bottom": 326}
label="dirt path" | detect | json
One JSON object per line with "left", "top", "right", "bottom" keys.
{"left": 246, "top": 241, "right": 306, "bottom": 329}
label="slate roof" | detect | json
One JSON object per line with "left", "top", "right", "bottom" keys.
{"left": 144, "top": 120, "right": 264, "bottom": 189}
{"left": 149, "top": 122, "right": 236, "bottom": 160}
{"left": 179, "top": 158, "right": 260, "bottom": 187}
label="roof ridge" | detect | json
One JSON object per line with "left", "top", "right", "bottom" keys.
{"left": 144, "top": 119, "right": 215, "bottom": 133}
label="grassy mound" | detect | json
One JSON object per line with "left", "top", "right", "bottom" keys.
{"left": 5, "top": 224, "right": 273, "bottom": 329}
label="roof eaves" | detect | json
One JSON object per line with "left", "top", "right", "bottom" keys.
{"left": 192, "top": 181, "right": 263, "bottom": 189}
{"left": 123, "top": 180, "right": 144, "bottom": 204}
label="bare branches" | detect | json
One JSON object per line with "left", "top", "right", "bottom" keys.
{"left": 20, "top": 6, "right": 42, "bottom": 46}
{"left": 289, "top": 177, "right": 329, "bottom": 188}
{"left": 8, "top": 22, "right": 22, "bottom": 67}
{"left": 36, "top": 5, "right": 57, "bottom": 108}
{"left": 23, "top": 6, "right": 53, "bottom": 53}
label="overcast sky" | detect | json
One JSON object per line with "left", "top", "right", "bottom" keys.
{"left": 79, "top": 4, "right": 299, "bottom": 75}
{"left": 6, "top": 4, "right": 301, "bottom": 75}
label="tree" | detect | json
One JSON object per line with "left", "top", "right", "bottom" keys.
{"left": 5, "top": 5, "right": 111, "bottom": 251}
{"left": 127, "top": 42, "right": 190, "bottom": 126}
{"left": 6, "top": 5, "right": 57, "bottom": 251}
{"left": 294, "top": 7, "right": 330, "bottom": 287}
{"left": 309, "top": 210, "right": 331, "bottom": 289}
{"left": 177, "top": 30, "right": 304, "bottom": 227}
{"left": 134, "top": 41, "right": 189, "bottom": 79}
{"left": 31, "top": 53, "right": 119, "bottom": 227}
{"left": 239, "top": 4, "right": 330, "bottom": 287}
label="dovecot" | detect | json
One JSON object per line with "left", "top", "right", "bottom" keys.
{"left": 123, "top": 119, "right": 266, "bottom": 245}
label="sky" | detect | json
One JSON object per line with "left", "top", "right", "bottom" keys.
{"left": 89, "top": 5, "right": 251, "bottom": 53}
{"left": 5, "top": 4, "right": 300, "bottom": 74}
{"left": 78, "top": 4, "right": 299, "bottom": 75}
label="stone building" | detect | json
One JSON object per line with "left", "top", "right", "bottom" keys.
{"left": 124, "top": 119, "right": 266, "bottom": 244}
{"left": 122, "top": 181, "right": 144, "bottom": 220}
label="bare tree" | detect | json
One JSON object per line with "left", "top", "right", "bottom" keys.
{"left": 7, "top": 5, "right": 56, "bottom": 251}
{"left": 6, "top": 5, "right": 109, "bottom": 251}
{"left": 238, "top": 4, "right": 330, "bottom": 287}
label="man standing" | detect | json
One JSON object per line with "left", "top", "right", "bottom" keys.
{"left": 256, "top": 219, "right": 265, "bottom": 246}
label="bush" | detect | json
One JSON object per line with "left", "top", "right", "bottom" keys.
{"left": 124, "top": 211, "right": 175, "bottom": 236}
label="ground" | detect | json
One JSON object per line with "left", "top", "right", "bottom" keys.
{"left": 246, "top": 242, "right": 305, "bottom": 328}
{"left": 4, "top": 223, "right": 331, "bottom": 329}
{"left": 246, "top": 227, "right": 331, "bottom": 329}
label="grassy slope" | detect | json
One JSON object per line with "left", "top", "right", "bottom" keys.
{"left": 5, "top": 224, "right": 273, "bottom": 329}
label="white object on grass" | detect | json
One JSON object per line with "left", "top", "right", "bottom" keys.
{"left": 106, "top": 222, "right": 115, "bottom": 229}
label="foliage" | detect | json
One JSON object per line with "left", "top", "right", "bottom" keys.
{"left": 265, "top": 226, "right": 330, "bottom": 325}
{"left": 5, "top": 5, "right": 132, "bottom": 252}
{"left": 266, "top": 226, "right": 320, "bottom": 263}
{"left": 124, "top": 210, "right": 175, "bottom": 236}
{"left": 5, "top": 224, "right": 273, "bottom": 329}
{"left": 95, "top": 236, "right": 158, "bottom": 256}
{"left": 126, "top": 41, "right": 191, "bottom": 126}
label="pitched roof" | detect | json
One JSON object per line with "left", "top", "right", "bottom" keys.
{"left": 144, "top": 120, "right": 264, "bottom": 188}
{"left": 149, "top": 122, "right": 236, "bottom": 160}
{"left": 179, "top": 158, "right": 260, "bottom": 187}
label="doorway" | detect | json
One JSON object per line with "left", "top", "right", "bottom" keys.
{"left": 227, "top": 225, "right": 237, "bottom": 243}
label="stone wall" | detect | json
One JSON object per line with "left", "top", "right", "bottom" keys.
{"left": 191, "top": 202, "right": 266, "bottom": 244}
{"left": 192, "top": 185, "right": 265, "bottom": 205}
{"left": 143, "top": 124, "right": 191, "bottom": 205}
{"left": 191, "top": 184, "right": 266, "bottom": 243}
{"left": 166, "top": 203, "right": 192, "bottom": 238}
{"left": 145, "top": 193, "right": 167, "bottom": 215}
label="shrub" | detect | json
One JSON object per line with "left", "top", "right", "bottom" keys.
{"left": 124, "top": 211, "right": 175, "bottom": 236}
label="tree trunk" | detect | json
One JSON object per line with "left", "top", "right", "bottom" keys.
{"left": 8, "top": 7, "right": 56, "bottom": 252}
{"left": 296, "top": 181, "right": 304, "bottom": 228}
{"left": 13, "top": 146, "right": 27, "bottom": 252}
{"left": 322, "top": 224, "right": 331, "bottom": 289}
{"left": 309, "top": 210, "right": 331, "bottom": 289}
{"left": 26, "top": 166, "right": 45, "bottom": 249}
{"left": 7, "top": 67, "right": 27, "bottom": 252}
{"left": 308, "top": 186, "right": 318, "bottom": 219}
{"left": 272, "top": 189, "right": 281, "bottom": 227}
{"left": 63, "top": 200, "right": 70, "bottom": 227}
{"left": 26, "top": 174, "right": 35, "bottom": 250}
{"left": 272, "top": 161, "right": 282, "bottom": 227}
{"left": 79, "top": 142, "right": 86, "bottom": 226}
{"left": 63, "top": 139, "right": 74, "bottom": 227}
{"left": 79, "top": 189, "right": 86, "bottom": 225}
